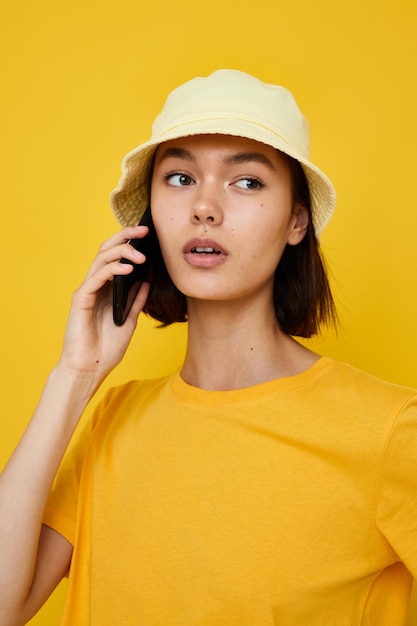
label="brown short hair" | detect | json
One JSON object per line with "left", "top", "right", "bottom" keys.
{"left": 143, "top": 154, "right": 337, "bottom": 338}
{"left": 273, "top": 156, "right": 337, "bottom": 337}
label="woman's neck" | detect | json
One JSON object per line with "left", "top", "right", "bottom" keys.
{"left": 181, "top": 298, "right": 319, "bottom": 391}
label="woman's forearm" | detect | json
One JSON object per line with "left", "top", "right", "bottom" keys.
{"left": 0, "top": 364, "right": 99, "bottom": 618}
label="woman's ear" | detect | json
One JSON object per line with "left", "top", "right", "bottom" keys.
{"left": 287, "top": 203, "right": 309, "bottom": 246}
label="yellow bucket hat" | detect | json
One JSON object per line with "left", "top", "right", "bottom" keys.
{"left": 110, "top": 69, "right": 336, "bottom": 236}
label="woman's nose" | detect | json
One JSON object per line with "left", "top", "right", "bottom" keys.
{"left": 191, "top": 184, "right": 224, "bottom": 225}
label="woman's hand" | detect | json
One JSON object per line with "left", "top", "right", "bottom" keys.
{"left": 58, "top": 225, "right": 151, "bottom": 382}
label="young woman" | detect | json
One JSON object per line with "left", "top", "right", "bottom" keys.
{"left": 1, "top": 70, "right": 416, "bottom": 625}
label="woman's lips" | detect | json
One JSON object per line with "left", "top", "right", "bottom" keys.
{"left": 183, "top": 238, "right": 228, "bottom": 268}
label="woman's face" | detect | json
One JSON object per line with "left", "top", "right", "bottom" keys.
{"left": 150, "top": 134, "right": 307, "bottom": 306}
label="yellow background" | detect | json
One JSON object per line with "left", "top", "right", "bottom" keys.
{"left": 1, "top": 0, "right": 416, "bottom": 623}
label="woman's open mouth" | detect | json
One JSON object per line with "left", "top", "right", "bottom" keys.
{"left": 184, "top": 239, "right": 228, "bottom": 267}
{"left": 191, "top": 246, "right": 221, "bottom": 255}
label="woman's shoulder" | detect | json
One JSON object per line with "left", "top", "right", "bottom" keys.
{"left": 319, "top": 356, "right": 417, "bottom": 411}
{"left": 101, "top": 371, "right": 177, "bottom": 407}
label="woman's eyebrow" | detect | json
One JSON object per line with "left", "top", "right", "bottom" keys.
{"left": 223, "top": 151, "right": 276, "bottom": 171}
{"left": 156, "top": 147, "right": 195, "bottom": 163}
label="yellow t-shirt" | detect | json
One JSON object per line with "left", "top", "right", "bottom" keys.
{"left": 44, "top": 357, "right": 417, "bottom": 625}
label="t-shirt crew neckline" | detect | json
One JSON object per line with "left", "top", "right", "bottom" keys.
{"left": 170, "top": 355, "right": 333, "bottom": 406}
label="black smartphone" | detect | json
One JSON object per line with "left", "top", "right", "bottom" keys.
{"left": 113, "top": 205, "right": 155, "bottom": 326}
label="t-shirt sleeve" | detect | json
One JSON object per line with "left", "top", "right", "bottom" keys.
{"left": 375, "top": 394, "right": 417, "bottom": 576}
{"left": 42, "top": 392, "right": 110, "bottom": 545}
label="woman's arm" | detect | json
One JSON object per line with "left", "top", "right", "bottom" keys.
{"left": 0, "top": 226, "right": 150, "bottom": 625}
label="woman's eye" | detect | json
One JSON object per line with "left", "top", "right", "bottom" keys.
{"left": 166, "top": 173, "right": 193, "bottom": 187}
{"left": 235, "top": 178, "right": 264, "bottom": 190}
